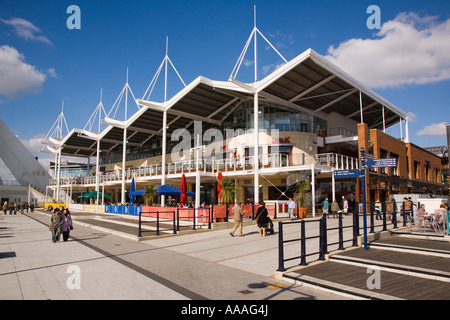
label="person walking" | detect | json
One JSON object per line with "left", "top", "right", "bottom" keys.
{"left": 402, "top": 197, "right": 412, "bottom": 222}
{"left": 330, "top": 199, "right": 340, "bottom": 219}
{"left": 230, "top": 203, "right": 245, "bottom": 237}
{"left": 50, "top": 208, "right": 63, "bottom": 243}
{"left": 322, "top": 198, "right": 329, "bottom": 215}
{"left": 3, "top": 202, "right": 7, "bottom": 215}
{"left": 287, "top": 198, "right": 296, "bottom": 219}
{"left": 61, "top": 208, "right": 73, "bottom": 241}
{"left": 256, "top": 203, "right": 270, "bottom": 237}
{"left": 375, "top": 203, "right": 382, "bottom": 220}
{"left": 342, "top": 197, "right": 349, "bottom": 215}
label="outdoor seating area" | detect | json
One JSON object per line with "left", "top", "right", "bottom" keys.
{"left": 405, "top": 203, "right": 449, "bottom": 236}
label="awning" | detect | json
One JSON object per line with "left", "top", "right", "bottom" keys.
{"left": 130, "top": 185, "right": 195, "bottom": 197}
{"left": 78, "top": 191, "right": 112, "bottom": 198}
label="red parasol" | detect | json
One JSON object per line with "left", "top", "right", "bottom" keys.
{"left": 217, "top": 172, "right": 223, "bottom": 203}
{"left": 179, "top": 174, "right": 187, "bottom": 206}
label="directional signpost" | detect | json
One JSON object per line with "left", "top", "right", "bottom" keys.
{"left": 365, "top": 158, "right": 397, "bottom": 168}
{"left": 333, "top": 169, "right": 362, "bottom": 179}
{"left": 361, "top": 151, "right": 398, "bottom": 250}
{"left": 333, "top": 151, "right": 398, "bottom": 251}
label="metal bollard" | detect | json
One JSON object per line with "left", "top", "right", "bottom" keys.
{"left": 338, "top": 211, "right": 344, "bottom": 250}
{"left": 319, "top": 215, "right": 326, "bottom": 261}
{"left": 208, "top": 207, "right": 211, "bottom": 230}
{"left": 370, "top": 202, "right": 375, "bottom": 233}
{"left": 156, "top": 210, "right": 160, "bottom": 235}
{"left": 352, "top": 204, "right": 358, "bottom": 246}
{"left": 173, "top": 211, "right": 176, "bottom": 234}
{"left": 393, "top": 199, "right": 398, "bottom": 229}
{"left": 300, "top": 220, "right": 307, "bottom": 266}
{"left": 323, "top": 211, "right": 328, "bottom": 254}
{"left": 193, "top": 208, "right": 196, "bottom": 230}
{"left": 276, "top": 222, "right": 285, "bottom": 272}
{"left": 138, "top": 209, "right": 142, "bottom": 238}
{"left": 176, "top": 207, "right": 180, "bottom": 231}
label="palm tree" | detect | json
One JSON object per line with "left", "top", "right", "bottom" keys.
{"left": 144, "top": 184, "right": 158, "bottom": 206}
{"left": 296, "top": 180, "right": 309, "bottom": 208}
{"left": 218, "top": 177, "right": 236, "bottom": 204}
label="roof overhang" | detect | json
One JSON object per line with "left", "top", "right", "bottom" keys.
{"left": 49, "top": 48, "right": 410, "bottom": 158}
{"left": 251, "top": 49, "right": 407, "bottom": 130}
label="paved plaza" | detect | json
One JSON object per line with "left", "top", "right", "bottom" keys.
{"left": 0, "top": 210, "right": 346, "bottom": 301}
{"left": 2, "top": 209, "right": 449, "bottom": 304}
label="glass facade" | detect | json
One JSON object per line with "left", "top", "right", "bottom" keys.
{"left": 100, "top": 100, "right": 327, "bottom": 165}
{"left": 50, "top": 162, "right": 91, "bottom": 177}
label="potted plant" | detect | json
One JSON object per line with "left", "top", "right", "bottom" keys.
{"left": 218, "top": 177, "right": 236, "bottom": 222}
{"left": 295, "top": 180, "right": 309, "bottom": 218}
{"left": 144, "top": 184, "right": 158, "bottom": 206}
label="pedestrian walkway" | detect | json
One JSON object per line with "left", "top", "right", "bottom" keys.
{"left": 0, "top": 210, "right": 347, "bottom": 300}
{"left": 4, "top": 208, "right": 449, "bottom": 300}
{"left": 0, "top": 213, "right": 188, "bottom": 299}
{"left": 279, "top": 234, "right": 450, "bottom": 300}
{"left": 50, "top": 209, "right": 257, "bottom": 240}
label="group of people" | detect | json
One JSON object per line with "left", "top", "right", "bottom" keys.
{"left": 412, "top": 202, "right": 449, "bottom": 228}
{"left": 49, "top": 208, "right": 73, "bottom": 243}
{"left": 229, "top": 202, "right": 272, "bottom": 238}
{"left": 2, "top": 201, "right": 35, "bottom": 215}
{"left": 321, "top": 197, "right": 349, "bottom": 218}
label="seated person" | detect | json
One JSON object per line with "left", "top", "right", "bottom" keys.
{"left": 434, "top": 204, "right": 446, "bottom": 226}
{"left": 434, "top": 204, "right": 446, "bottom": 216}
{"left": 416, "top": 204, "right": 429, "bottom": 226}
{"left": 416, "top": 204, "right": 427, "bottom": 216}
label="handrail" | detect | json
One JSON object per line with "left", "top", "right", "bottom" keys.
{"left": 277, "top": 200, "right": 402, "bottom": 272}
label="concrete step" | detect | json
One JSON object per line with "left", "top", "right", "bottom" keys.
{"left": 279, "top": 235, "right": 450, "bottom": 300}
{"left": 329, "top": 252, "right": 450, "bottom": 282}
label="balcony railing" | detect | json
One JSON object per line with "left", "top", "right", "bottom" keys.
{"left": 49, "top": 153, "right": 302, "bottom": 186}
{"left": 316, "top": 153, "right": 359, "bottom": 170}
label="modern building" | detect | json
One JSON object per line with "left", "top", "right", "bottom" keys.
{"left": 41, "top": 35, "right": 446, "bottom": 215}
{"left": 0, "top": 117, "right": 51, "bottom": 194}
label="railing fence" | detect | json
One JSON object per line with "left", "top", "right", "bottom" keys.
{"left": 276, "top": 199, "right": 448, "bottom": 272}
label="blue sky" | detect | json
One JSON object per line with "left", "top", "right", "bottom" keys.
{"left": 0, "top": 0, "right": 449, "bottom": 171}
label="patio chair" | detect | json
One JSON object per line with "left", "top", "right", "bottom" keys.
{"left": 423, "top": 215, "right": 441, "bottom": 233}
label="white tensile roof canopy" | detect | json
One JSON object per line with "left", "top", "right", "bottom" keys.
{"left": 42, "top": 26, "right": 408, "bottom": 158}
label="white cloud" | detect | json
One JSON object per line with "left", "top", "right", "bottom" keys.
{"left": 0, "top": 17, "right": 52, "bottom": 45}
{"left": 325, "top": 12, "right": 450, "bottom": 88}
{"left": 0, "top": 45, "right": 47, "bottom": 99}
{"left": 406, "top": 111, "right": 417, "bottom": 123}
{"left": 46, "top": 68, "right": 58, "bottom": 78}
{"left": 267, "top": 31, "right": 295, "bottom": 50}
{"left": 262, "top": 62, "right": 284, "bottom": 76}
{"left": 243, "top": 59, "right": 253, "bottom": 67}
{"left": 417, "top": 122, "right": 448, "bottom": 138}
